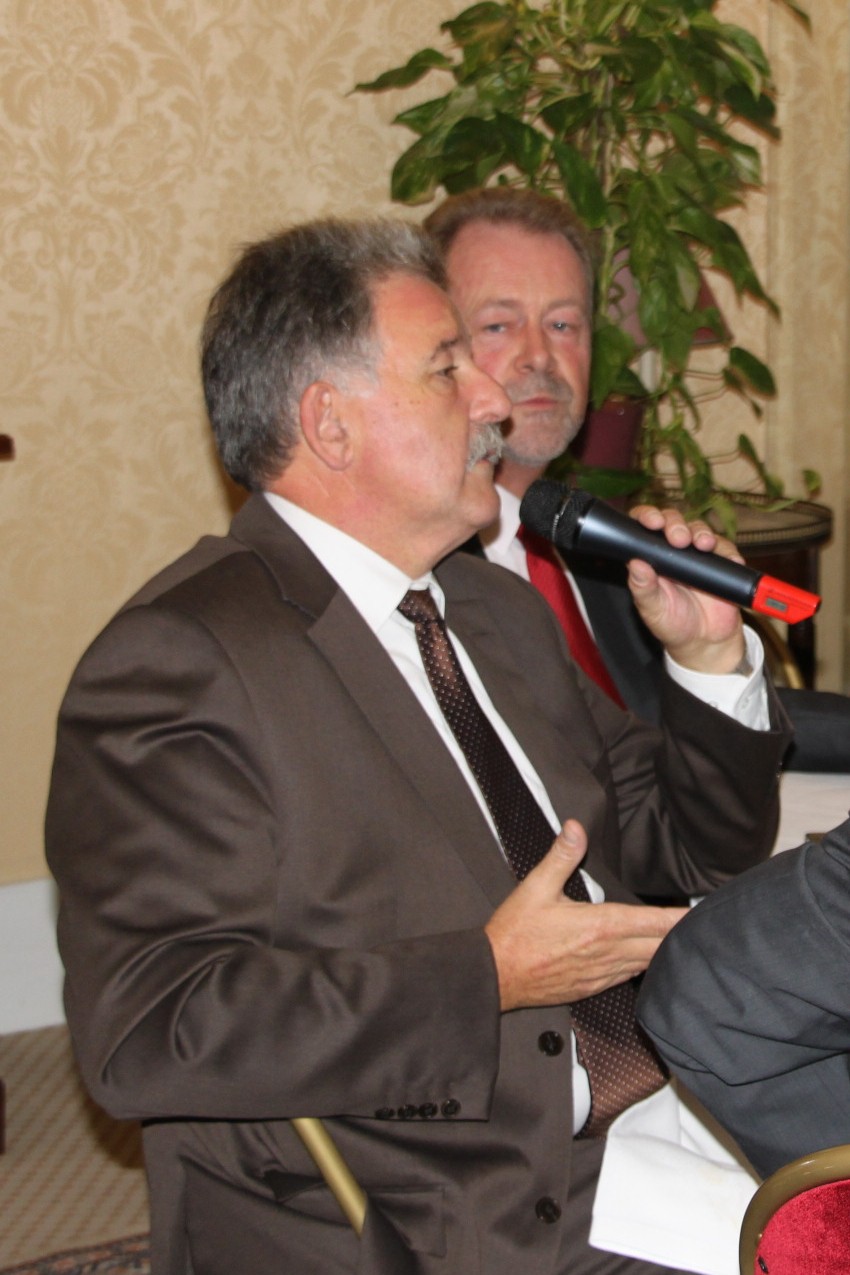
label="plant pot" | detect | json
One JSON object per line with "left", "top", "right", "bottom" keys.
{"left": 570, "top": 397, "right": 644, "bottom": 471}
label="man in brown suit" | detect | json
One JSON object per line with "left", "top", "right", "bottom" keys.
{"left": 46, "top": 218, "right": 790, "bottom": 1274}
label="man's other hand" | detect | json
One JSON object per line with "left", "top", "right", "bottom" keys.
{"left": 484, "top": 819, "right": 687, "bottom": 1012}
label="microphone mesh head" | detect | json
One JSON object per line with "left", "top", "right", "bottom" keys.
{"left": 519, "top": 480, "right": 593, "bottom": 547}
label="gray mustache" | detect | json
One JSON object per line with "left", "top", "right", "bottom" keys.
{"left": 508, "top": 372, "right": 573, "bottom": 405}
{"left": 467, "top": 421, "right": 505, "bottom": 469}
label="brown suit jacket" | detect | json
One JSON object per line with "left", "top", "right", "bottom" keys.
{"left": 46, "top": 495, "right": 791, "bottom": 1275}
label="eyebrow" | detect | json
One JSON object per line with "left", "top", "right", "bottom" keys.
{"left": 428, "top": 334, "right": 465, "bottom": 363}
{"left": 476, "top": 297, "right": 588, "bottom": 313}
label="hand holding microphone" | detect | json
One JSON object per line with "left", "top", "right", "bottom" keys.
{"left": 519, "top": 480, "right": 820, "bottom": 625}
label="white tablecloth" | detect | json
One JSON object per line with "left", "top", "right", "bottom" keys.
{"left": 774, "top": 770, "right": 850, "bottom": 854}
{"left": 591, "top": 769, "right": 850, "bottom": 1273}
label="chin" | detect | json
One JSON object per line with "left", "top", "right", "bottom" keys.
{"left": 467, "top": 479, "right": 501, "bottom": 529}
{"left": 506, "top": 415, "right": 581, "bottom": 464}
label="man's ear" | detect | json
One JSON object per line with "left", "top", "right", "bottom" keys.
{"left": 298, "top": 381, "right": 353, "bottom": 472}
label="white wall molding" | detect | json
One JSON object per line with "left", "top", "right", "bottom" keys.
{"left": 0, "top": 878, "right": 65, "bottom": 1033}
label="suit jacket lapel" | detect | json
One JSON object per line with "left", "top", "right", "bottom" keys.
{"left": 230, "top": 497, "right": 516, "bottom": 907}
{"left": 438, "top": 555, "right": 637, "bottom": 905}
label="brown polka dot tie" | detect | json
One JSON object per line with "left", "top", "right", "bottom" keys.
{"left": 398, "top": 587, "right": 666, "bottom": 1137}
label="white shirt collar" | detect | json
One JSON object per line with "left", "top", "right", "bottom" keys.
{"left": 263, "top": 492, "right": 441, "bottom": 632}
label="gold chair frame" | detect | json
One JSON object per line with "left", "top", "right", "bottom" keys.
{"left": 739, "top": 1143, "right": 850, "bottom": 1274}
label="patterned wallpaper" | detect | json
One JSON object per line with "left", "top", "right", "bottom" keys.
{"left": 1, "top": 0, "right": 848, "bottom": 882}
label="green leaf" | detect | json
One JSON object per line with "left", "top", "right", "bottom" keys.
{"left": 781, "top": 0, "right": 811, "bottom": 29}
{"left": 727, "top": 139, "right": 763, "bottom": 187}
{"left": 441, "top": 1, "right": 513, "bottom": 46}
{"left": 394, "top": 94, "right": 454, "bottom": 137}
{"left": 564, "top": 465, "right": 648, "bottom": 500}
{"left": 540, "top": 93, "right": 596, "bottom": 138}
{"left": 712, "top": 22, "right": 772, "bottom": 78}
{"left": 636, "top": 277, "right": 671, "bottom": 345}
{"left": 599, "top": 36, "right": 664, "bottom": 84}
{"left": 706, "top": 494, "right": 738, "bottom": 540}
{"left": 728, "top": 346, "right": 776, "bottom": 396}
{"left": 609, "top": 365, "right": 647, "bottom": 398}
{"left": 803, "top": 468, "right": 821, "bottom": 496}
{"left": 736, "top": 432, "right": 762, "bottom": 466}
{"left": 442, "top": 115, "right": 504, "bottom": 169}
{"left": 710, "top": 225, "right": 776, "bottom": 310}
{"left": 673, "top": 256, "right": 701, "bottom": 311}
{"left": 666, "top": 112, "right": 700, "bottom": 163}
{"left": 672, "top": 205, "right": 726, "bottom": 249}
{"left": 723, "top": 84, "right": 779, "bottom": 136}
{"left": 355, "top": 48, "right": 452, "bottom": 92}
{"left": 590, "top": 323, "right": 636, "bottom": 407}
{"left": 737, "top": 433, "right": 785, "bottom": 498}
{"left": 442, "top": 1, "right": 516, "bottom": 70}
{"left": 441, "top": 152, "right": 506, "bottom": 191}
{"left": 631, "top": 60, "right": 677, "bottom": 112}
{"left": 390, "top": 138, "right": 444, "bottom": 204}
{"left": 551, "top": 140, "right": 608, "bottom": 228}
{"left": 493, "top": 111, "right": 547, "bottom": 177}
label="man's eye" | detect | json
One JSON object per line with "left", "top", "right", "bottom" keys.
{"left": 438, "top": 364, "right": 458, "bottom": 378}
{"left": 481, "top": 322, "right": 506, "bottom": 334}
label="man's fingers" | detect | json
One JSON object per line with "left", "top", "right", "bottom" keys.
{"left": 619, "top": 903, "right": 689, "bottom": 938}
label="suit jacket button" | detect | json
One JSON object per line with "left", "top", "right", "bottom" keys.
{"left": 374, "top": 1107, "right": 395, "bottom": 1120}
{"left": 538, "top": 1030, "right": 564, "bottom": 1056}
{"left": 419, "top": 1102, "right": 438, "bottom": 1119}
{"left": 535, "top": 1197, "right": 561, "bottom": 1224}
{"left": 441, "top": 1098, "right": 461, "bottom": 1117}
{"left": 399, "top": 1104, "right": 418, "bottom": 1120}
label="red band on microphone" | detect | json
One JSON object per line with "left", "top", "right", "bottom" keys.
{"left": 752, "top": 576, "right": 821, "bottom": 624}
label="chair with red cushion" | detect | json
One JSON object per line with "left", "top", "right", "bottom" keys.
{"left": 739, "top": 1144, "right": 850, "bottom": 1274}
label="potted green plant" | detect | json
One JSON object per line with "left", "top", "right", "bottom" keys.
{"left": 357, "top": 0, "right": 817, "bottom": 528}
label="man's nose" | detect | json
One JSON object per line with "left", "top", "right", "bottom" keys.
{"left": 469, "top": 364, "right": 511, "bottom": 422}
{"left": 516, "top": 322, "right": 553, "bottom": 372}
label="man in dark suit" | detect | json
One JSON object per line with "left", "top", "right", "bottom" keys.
{"left": 425, "top": 187, "right": 850, "bottom": 764}
{"left": 46, "top": 217, "right": 790, "bottom": 1274}
{"left": 637, "top": 817, "right": 850, "bottom": 1178}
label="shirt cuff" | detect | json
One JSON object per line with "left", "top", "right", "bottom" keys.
{"left": 663, "top": 627, "right": 769, "bottom": 730}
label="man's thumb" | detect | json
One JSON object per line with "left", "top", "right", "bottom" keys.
{"left": 533, "top": 818, "right": 587, "bottom": 889}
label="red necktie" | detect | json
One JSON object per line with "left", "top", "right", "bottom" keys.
{"left": 519, "top": 526, "right": 626, "bottom": 709}
{"left": 397, "top": 588, "right": 666, "bottom": 1137}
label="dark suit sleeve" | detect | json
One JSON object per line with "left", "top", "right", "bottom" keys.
{"left": 637, "top": 820, "right": 850, "bottom": 1176}
{"left": 777, "top": 687, "right": 850, "bottom": 772}
{"left": 572, "top": 557, "right": 850, "bottom": 778}
{"left": 46, "top": 603, "right": 502, "bottom": 1123}
{"left": 473, "top": 559, "right": 792, "bottom": 899}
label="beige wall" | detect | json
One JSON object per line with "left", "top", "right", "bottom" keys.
{"left": 704, "top": 0, "right": 850, "bottom": 697}
{"left": 2, "top": 0, "right": 848, "bottom": 884}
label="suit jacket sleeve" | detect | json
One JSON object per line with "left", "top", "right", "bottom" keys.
{"left": 46, "top": 593, "right": 502, "bottom": 1123}
{"left": 637, "top": 819, "right": 850, "bottom": 1175}
{"left": 445, "top": 557, "right": 791, "bottom": 901}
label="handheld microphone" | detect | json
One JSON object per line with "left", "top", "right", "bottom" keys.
{"left": 519, "top": 479, "right": 821, "bottom": 624}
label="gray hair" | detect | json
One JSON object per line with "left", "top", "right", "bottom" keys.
{"left": 424, "top": 187, "right": 594, "bottom": 298}
{"left": 201, "top": 218, "right": 446, "bottom": 490}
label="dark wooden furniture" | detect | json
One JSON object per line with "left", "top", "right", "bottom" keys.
{"left": 724, "top": 496, "right": 833, "bottom": 689}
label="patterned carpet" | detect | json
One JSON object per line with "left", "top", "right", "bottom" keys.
{"left": 0, "top": 1027, "right": 149, "bottom": 1268}
{"left": 0, "top": 1235, "right": 150, "bottom": 1275}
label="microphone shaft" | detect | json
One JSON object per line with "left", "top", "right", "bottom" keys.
{"left": 568, "top": 509, "right": 758, "bottom": 608}
{"left": 522, "top": 481, "right": 822, "bottom": 624}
